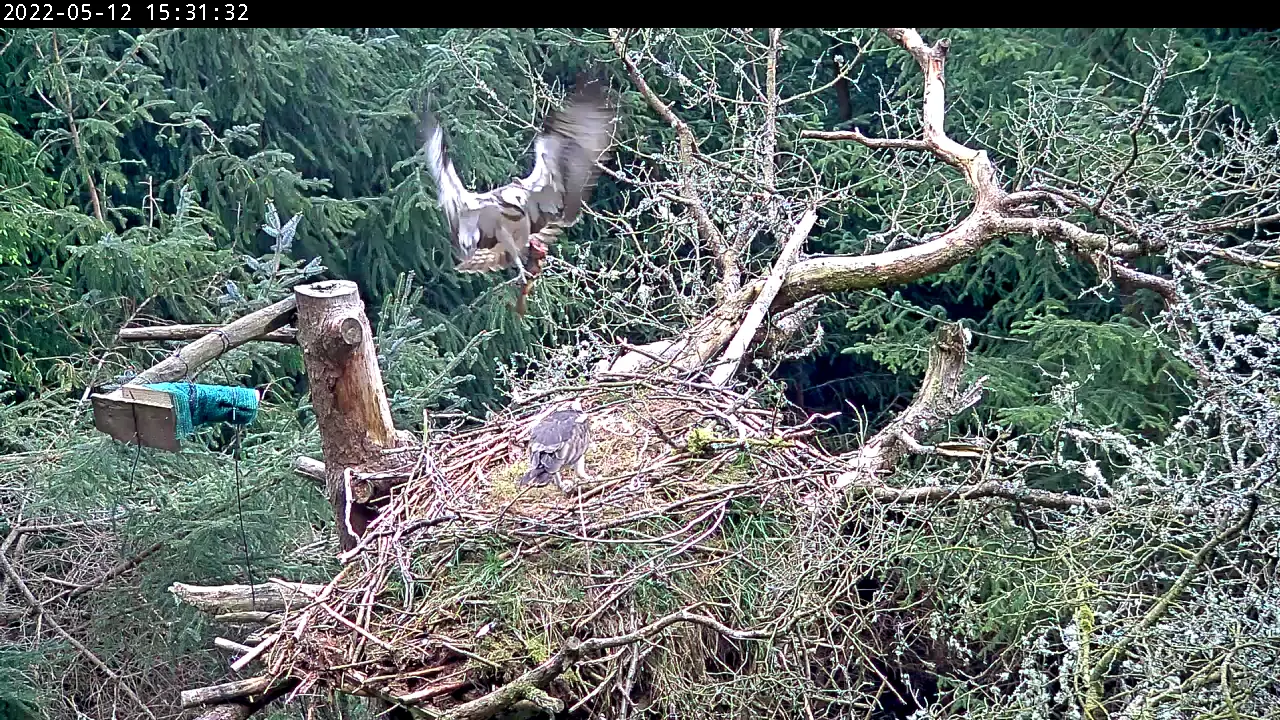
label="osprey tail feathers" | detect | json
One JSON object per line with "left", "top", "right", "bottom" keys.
{"left": 518, "top": 463, "right": 552, "bottom": 487}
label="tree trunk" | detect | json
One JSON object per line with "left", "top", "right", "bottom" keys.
{"left": 294, "top": 280, "right": 400, "bottom": 551}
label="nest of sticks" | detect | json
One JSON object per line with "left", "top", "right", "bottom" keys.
{"left": 256, "top": 376, "right": 881, "bottom": 719}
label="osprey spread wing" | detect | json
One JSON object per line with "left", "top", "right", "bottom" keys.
{"left": 418, "top": 82, "right": 616, "bottom": 291}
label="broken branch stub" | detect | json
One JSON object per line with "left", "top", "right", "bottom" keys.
{"left": 294, "top": 280, "right": 401, "bottom": 551}
{"left": 836, "top": 322, "right": 985, "bottom": 488}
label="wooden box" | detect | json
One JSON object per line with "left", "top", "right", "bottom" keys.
{"left": 90, "top": 385, "right": 181, "bottom": 452}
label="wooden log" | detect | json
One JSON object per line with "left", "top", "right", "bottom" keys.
{"left": 213, "top": 637, "right": 254, "bottom": 655}
{"left": 182, "top": 677, "right": 301, "bottom": 718}
{"left": 131, "top": 296, "right": 297, "bottom": 385}
{"left": 292, "top": 456, "right": 326, "bottom": 485}
{"left": 192, "top": 704, "right": 252, "bottom": 720}
{"left": 294, "top": 280, "right": 400, "bottom": 551}
{"left": 181, "top": 676, "right": 271, "bottom": 708}
{"left": 119, "top": 324, "right": 298, "bottom": 344}
{"left": 169, "top": 581, "right": 324, "bottom": 615}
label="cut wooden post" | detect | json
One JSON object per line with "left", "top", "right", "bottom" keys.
{"left": 294, "top": 280, "right": 399, "bottom": 551}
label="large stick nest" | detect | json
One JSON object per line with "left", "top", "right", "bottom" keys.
{"left": 260, "top": 377, "right": 893, "bottom": 719}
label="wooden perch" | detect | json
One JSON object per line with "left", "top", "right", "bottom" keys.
{"left": 294, "top": 280, "right": 401, "bottom": 551}
{"left": 169, "top": 580, "right": 324, "bottom": 615}
{"left": 131, "top": 296, "right": 297, "bottom": 385}
{"left": 118, "top": 324, "right": 298, "bottom": 344}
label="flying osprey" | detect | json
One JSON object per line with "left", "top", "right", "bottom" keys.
{"left": 418, "top": 80, "right": 617, "bottom": 313}
{"left": 518, "top": 399, "right": 592, "bottom": 493}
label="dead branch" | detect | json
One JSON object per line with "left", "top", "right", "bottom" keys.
{"left": 836, "top": 323, "right": 985, "bottom": 488}
{"left": 709, "top": 208, "right": 818, "bottom": 386}
{"left": 431, "top": 607, "right": 779, "bottom": 720}
{"left": 131, "top": 296, "right": 297, "bottom": 385}
{"left": 292, "top": 456, "right": 326, "bottom": 485}
{"left": 609, "top": 27, "right": 735, "bottom": 299}
{"left": 181, "top": 676, "right": 272, "bottom": 708}
{"left": 169, "top": 581, "right": 325, "bottom": 616}
{"left": 191, "top": 704, "right": 253, "bottom": 720}
{"left": 118, "top": 324, "right": 298, "bottom": 344}
{"left": 191, "top": 704, "right": 252, "bottom": 720}
{"left": 843, "top": 480, "right": 1199, "bottom": 516}
{"left": 600, "top": 27, "right": 1009, "bottom": 380}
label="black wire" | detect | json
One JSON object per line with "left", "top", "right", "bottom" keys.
{"left": 232, "top": 418, "right": 258, "bottom": 610}
{"left": 113, "top": 438, "right": 143, "bottom": 561}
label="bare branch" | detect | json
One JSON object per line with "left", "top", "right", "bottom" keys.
{"left": 710, "top": 208, "right": 818, "bottom": 385}
{"left": 608, "top": 27, "right": 735, "bottom": 298}
{"left": 836, "top": 323, "right": 985, "bottom": 487}
{"left": 118, "top": 324, "right": 298, "bottom": 344}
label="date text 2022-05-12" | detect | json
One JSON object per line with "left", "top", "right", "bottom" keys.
{"left": 2, "top": 2, "right": 249, "bottom": 23}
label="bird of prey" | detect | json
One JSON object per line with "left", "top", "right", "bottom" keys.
{"left": 518, "top": 399, "right": 592, "bottom": 493}
{"left": 418, "top": 79, "right": 617, "bottom": 314}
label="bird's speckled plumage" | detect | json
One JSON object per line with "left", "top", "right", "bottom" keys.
{"left": 418, "top": 81, "right": 616, "bottom": 279}
{"left": 518, "top": 400, "right": 591, "bottom": 492}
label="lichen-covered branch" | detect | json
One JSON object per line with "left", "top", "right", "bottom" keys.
{"left": 609, "top": 28, "right": 735, "bottom": 298}
{"left": 835, "top": 322, "right": 985, "bottom": 488}
{"left": 1089, "top": 493, "right": 1261, "bottom": 683}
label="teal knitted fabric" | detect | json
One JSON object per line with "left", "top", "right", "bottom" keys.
{"left": 145, "top": 383, "right": 259, "bottom": 438}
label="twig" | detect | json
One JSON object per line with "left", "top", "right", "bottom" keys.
{"left": 0, "top": 541, "right": 156, "bottom": 718}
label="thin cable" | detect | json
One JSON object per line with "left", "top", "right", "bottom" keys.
{"left": 232, "top": 418, "right": 258, "bottom": 611}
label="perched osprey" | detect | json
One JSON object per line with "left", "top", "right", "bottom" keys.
{"left": 518, "top": 399, "right": 592, "bottom": 493}
{"left": 418, "top": 80, "right": 617, "bottom": 313}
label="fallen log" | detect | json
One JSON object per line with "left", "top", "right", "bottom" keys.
{"left": 169, "top": 581, "right": 324, "bottom": 615}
